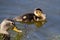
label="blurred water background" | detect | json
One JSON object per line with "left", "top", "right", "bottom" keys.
{"left": 0, "top": 0, "right": 60, "bottom": 40}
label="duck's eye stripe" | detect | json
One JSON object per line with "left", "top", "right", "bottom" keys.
{"left": 23, "top": 16, "right": 27, "bottom": 19}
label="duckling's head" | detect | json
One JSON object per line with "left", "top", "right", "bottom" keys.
{"left": 0, "top": 19, "right": 22, "bottom": 35}
{"left": 34, "top": 8, "right": 46, "bottom": 21}
{"left": 34, "top": 8, "right": 43, "bottom": 17}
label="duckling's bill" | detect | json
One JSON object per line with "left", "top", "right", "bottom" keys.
{"left": 13, "top": 27, "right": 22, "bottom": 33}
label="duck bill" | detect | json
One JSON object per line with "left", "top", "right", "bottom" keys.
{"left": 13, "top": 26, "right": 22, "bottom": 33}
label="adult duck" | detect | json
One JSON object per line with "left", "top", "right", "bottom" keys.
{"left": 0, "top": 19, "right": 22, "bottom": 40}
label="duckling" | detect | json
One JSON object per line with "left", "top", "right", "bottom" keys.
{"left": 13, "top": 8, "right": 46, "bottom": 27}
{"left": 14, "top": 14, "right": 34, "bottom": 23}
{"left": 34, "top": 8, "right": 46, "bottom": 21}
{"left": 0, "top": 18, "right": 22, "bottom": 35}
{"left": 33, "top": 8, "right": 46, "bottom": 27}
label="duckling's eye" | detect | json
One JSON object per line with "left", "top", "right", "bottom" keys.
{"left": 11, "top": 22, "right": 14, "bottom": 25}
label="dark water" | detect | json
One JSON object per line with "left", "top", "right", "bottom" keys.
{"left": 0, "top": 0, "right": 60, "bottom": 40}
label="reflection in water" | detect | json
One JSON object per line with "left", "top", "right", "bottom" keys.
{"left": 34, "top": 20, "right": 47, "bottom": 28}
{"left": 14, "top": 20, "right": 47, "bottom": 40}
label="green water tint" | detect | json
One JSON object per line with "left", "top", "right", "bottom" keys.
{"left": 0, "top": 34, "right": 4, "bottom": 40}
{"left": 0, "top": 34, "right": 10, "bottom": 40}
{"left": 34, "top": 20, "right": 47, "bottom": 28}
{"left": 13, "top": 33, "right": 23, "bottom": 40}
{"left": 0, "top": 33, "right": 24, "bottom": 40}
{"left": 19, "top": 20, "right": 47, "bottom": 28}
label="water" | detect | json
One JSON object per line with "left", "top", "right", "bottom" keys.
{"left": 0, "top": 0, "right": 60, "bottom": 40}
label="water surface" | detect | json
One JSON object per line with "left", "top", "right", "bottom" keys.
{"left": 0, "top": 0, "right": 60, "bottom": 40}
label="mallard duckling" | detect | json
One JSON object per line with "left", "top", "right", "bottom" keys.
{"left": 13, "top": 8, "right": 46, "bottom": 22}
{"left": 0, "top": 18, "right": 22, "bottom": 35}
{"left": 13, "top": 8, "right": 46, "bottom": 27}
{"left": 34, "top": 8, "right": 46, "bottom": 21}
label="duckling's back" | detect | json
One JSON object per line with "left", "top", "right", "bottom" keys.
{"left": 20, "top": 13, "right": 34, "bottom": 22}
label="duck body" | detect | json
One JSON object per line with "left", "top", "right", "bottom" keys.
{"left": 13, "top": 13, "right": 34, "bottom": 24}
{"left": 20, "top": 13, "right": 34, "bottom": 23}
{"left": 13, "top": 8, "right": 47, "bottom": 27}
{"left": 13, "top": 13, "right": 42, "bottom": 24}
